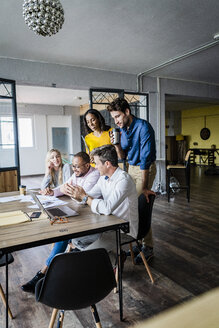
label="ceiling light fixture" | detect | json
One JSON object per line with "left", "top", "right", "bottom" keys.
{"left": 23, "top": 0, "right": 64, "bottom": 37}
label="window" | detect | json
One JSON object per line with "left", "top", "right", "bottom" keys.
{"left": 0, "top": 117, "right": 14, "bottom": 149}
{"left": 18, "top": 117, "right": 34, "bottom": 147}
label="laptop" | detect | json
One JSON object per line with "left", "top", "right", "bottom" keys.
{"left": 30, "top": 191, "right": 78, "bottom": 219}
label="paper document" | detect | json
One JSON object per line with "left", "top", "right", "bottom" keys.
{"left": 0, "top": 211, "right": 29, "bottom": 227}
{"left": 0, "top": 195, "right": 22, "bottom": 203}
{"left": 28, "top": 199, "right": 67, "bottom": 209}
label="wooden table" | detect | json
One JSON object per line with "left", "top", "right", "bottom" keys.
{"left": 0, "top": 191, "right": 129, "bottom": 328}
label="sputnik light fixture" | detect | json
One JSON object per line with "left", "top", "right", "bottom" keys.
{"left": 23, "top": 0, "right": 64, "bottom": 37}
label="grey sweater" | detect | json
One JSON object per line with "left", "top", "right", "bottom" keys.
{"left": 41, "top": 163, "right": 72, "bottom": 189}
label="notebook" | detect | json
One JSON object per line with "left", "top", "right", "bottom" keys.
{"left": 30, "top": 192, "right": 78, "bottom": 219}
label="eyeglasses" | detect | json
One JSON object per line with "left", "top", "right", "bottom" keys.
{"left": 50, "top": 216, "right": 69, "bottom": 225}
{"left": 72, "top": 163, "right": 87, "bottom": 169}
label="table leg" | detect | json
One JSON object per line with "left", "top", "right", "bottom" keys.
{"left": 6, "top": 253, "right": 8, "bottom": 328}
{"left": 116, "top": 230, "right": 123, "bottom": 321}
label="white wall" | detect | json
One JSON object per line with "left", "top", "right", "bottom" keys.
{"left": 19, "top": 114, "right": 47, "bottom": 175}
{"left": 17, "top": 104, "right": 81, "bottom": 176}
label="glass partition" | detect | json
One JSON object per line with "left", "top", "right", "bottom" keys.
{"left": 0, "top": 78, "right": 20, "bottom": 191}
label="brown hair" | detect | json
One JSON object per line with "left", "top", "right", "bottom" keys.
{"left": 91, "top": 145, "right": 118, "bottom": 167}
{"left": 107, "top": 97, "right": 131, "bottom": 114}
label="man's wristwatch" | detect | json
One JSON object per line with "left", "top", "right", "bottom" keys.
{"left": 81, "top": 195, "right": 88, "bottom": 205}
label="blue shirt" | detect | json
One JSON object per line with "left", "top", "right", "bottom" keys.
{"left": 120, "top": 116, "right": 156, "bottom": 170}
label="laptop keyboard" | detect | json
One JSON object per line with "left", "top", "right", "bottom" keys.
{"left": 48, "top": 208, "right": 67, "bottom": 217}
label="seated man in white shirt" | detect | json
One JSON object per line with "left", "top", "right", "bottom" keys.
{"left": 67, "top": 145, "right": 139, "bottom": 260}
{"left": 21, "top": 152, "right": 100, "bottom": 293}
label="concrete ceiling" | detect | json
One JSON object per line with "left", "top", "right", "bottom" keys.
{"left": 1, "top": 0, "right": 219, "bottom": 107}
{"left": 16, "top": 85, "right": 89, "bottom": 106}
{"left": 165, "top": 95, "right": 219, "bottom": 111}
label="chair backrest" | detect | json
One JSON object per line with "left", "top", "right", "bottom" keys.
{"left": 185, "top": 150, "right": 191, "bottom": 162}
{"left": 137, "top": 194, "right": 155, "bottom": 240}
{"left": 35, "top": 248, "right": 116, "bottom": 310}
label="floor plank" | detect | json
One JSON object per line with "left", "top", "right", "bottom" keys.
{"left": 0, "top": 167, "right": 219, "bottom": 327}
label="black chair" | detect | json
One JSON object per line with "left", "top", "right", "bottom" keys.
{"left": 167, "top": 150, "right": 191, "bottom": 202}
{"left": 35, "top": 248, "right": 116, "bottom": 328}
{"left": 119, "top": 194, "right": 155, "bottom": 284}
{"left": 0, "top": 253, "right": 14, "bottom": 320}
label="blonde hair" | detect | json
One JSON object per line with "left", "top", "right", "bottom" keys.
{"left": 45, "top": 149, "right": 63, "bottom": 187}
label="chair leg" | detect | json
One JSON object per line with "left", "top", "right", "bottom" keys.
{"left": 91, "top": 304, "right": 102, "bottom": 328}
{"left": 0, "top": 284, "right": 13, "bottom": 319}
{"left": 187, "top": 186, "right": 190, "bottom": 202}
{"left": 56, "top": 310, "right": 64, "bottom": 328}
{"left": 48, "top": 308, "right": 58, "bottom": 328}
{"left": 167, "top": 169, "right": 170, "bottom": 202}
{"left": 129, "top": 243, "right": 135, "bottom": 265}
{"left": 113, "top": 265, "right": 119, "bottom": 294}
{"left": 139, "top": 251, "right": 154, "bottom": 284}
{"left": 187, "top": 172, "right": 190, "bottom": 203}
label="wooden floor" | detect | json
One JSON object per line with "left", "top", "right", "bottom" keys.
{"left": 1, "top": 167, "right": 219, "bottom": 327}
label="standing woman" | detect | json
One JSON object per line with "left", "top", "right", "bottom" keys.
{"left": 83, "top": 109, "right": 112, "bottom": 154}
{"left": 41, "top": 149, "right": 72, "bottom": 190}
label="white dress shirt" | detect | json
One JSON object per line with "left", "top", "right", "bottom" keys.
{"left": 88, "top": 167, "right": 138, "bottom": 238}
{"left": 53, "top": 166, "right": 100, "bottom": 197}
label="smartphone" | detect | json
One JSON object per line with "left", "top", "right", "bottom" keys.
{"left": 30, "top": 212, "right": 41, "bottom": 219}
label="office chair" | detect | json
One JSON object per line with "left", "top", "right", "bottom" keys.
{"left": 167, "top": 150, "right": 191, "bottom": 202}
{"left": 0, "top": 252, "right": 14, "bottom": 319}
{"left": 116, "top": 194, "right": 155, "bottom": 286}
{"left": 35, "top": 248, "right": 116, "bottom": 328}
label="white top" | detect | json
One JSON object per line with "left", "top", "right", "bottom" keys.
{"left": 53, "top": 166, "right": 100, "bottom": 197}
{"left": 88, "top": 167, "right": 138, "bottom": 238}
{"left": 41, "top": 163, "right": 73, "bottom": 189}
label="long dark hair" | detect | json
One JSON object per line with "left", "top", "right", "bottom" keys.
{"left": 83, "top": 109, "right": 110, "bottom": 134}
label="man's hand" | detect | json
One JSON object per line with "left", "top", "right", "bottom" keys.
{"left": 39, "top": 187, "right": 54, "bottom": 196}
{"left": 142, "top": 188, "right": 156, "bottom": 203}
{"left": 109, "top": 130, "right": 117, "bottom": 145}
{"left": 60, "top": 183, "right": 74, "bottom": 197}
{"left": 70, "top": 185, "right": 86, "bottom": 201}
{"left": 61, "top": 183, "right": 86, "bottom": 201}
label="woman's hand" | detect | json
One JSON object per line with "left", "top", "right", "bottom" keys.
{"left": 39, "top": 187, "right": 54, "bottom": 196}
{"left": 46, "top": 161, "right": 54, "bottom": 175}
{"left": 89, "top": 155, "right": 94, "bottom": 164}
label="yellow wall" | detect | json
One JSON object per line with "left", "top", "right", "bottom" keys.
{"left": 182, "top": 106, "right": 219, "bottom": 165}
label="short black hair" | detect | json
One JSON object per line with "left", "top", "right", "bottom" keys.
{"left": 74, "top": 151, "right": 90, "bottom": 163}
{"left": 91, "top": 145, "right": 118, "bottom": 167}
{"left": 107, "top": 97, "right": 131, "bottom": 114}
{"left": 83, "top": 108, "right": 110, "bottom": 134}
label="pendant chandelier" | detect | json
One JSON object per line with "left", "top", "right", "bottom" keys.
{"left": 23, "top": 0, "right": 65, "bottom": 37}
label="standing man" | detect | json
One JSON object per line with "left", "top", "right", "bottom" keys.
{"left": 107, "top": 97, "right": 156, "bottom": 263}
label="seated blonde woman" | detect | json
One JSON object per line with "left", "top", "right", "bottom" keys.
{"left": 41, "top": 148, "right": 72, "bottom": 191}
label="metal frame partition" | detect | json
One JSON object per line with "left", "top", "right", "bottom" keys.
{"left": 0, "top": 78, "right": 20, "bottom": 190}
{"left": 89, "top": 88, "right": 149, "bottom": 121}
